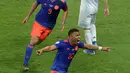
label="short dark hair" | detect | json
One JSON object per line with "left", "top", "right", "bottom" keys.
{"left": 68, "top": 28, "right": 79, "bottom": 36}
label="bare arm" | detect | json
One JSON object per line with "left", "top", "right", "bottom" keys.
{"left": 22, "top": 1, "right": 38, "bottom": 24}
{"left": 36, "top": 45, "right": 57, "bottom": 55}
{"left": 83, "top": 44, "right": 110, "bottom": 52}
{"left": 104, "top": 0, "right": 109, "bottom": 16}
{"left": 61, "top": 6, "right": 68, "bottom": 32}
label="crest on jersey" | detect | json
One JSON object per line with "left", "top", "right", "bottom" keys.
{"left": 54, "top": 5, "right": 59, "bottom": 10}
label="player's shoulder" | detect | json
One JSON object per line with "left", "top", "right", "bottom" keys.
{"left": 55, "top": 39, "right": 68, "bottom": 44}
{"left": 55, "top": 40, "right": 63, "bottom": 44}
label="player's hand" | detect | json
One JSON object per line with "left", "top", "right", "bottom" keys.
{"left": 22, "top": 16, "right": 29, "bottom": 24}
{"left": 104, "top": 8, "right": 109, "bottom": 16}
{"left": 36, "top": 50, "right": 42, "bottom": 55}
{"left": 102, "top": 47, "right": 110, "bottom": 52}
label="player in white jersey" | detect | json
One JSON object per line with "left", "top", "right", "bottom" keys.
{"left": 78, "top": 0, "right": 109, "bottom": 55}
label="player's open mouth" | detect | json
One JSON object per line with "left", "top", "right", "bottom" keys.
{"left": 77, "top": 39, "right": 80, "bottom": 42}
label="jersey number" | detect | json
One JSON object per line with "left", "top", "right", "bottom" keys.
{"left": 48, "top": 8, "right": 52, "bottom": 14}
{"left": 68, "top": 53, "right": 74, "bottom": 59}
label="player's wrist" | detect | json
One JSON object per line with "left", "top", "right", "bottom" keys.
{"left": 98, "top": 46, "right": 103, "bottom": 50}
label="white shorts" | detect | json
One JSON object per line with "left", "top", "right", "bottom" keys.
{"left": 78, "top": 14, "right": 96, "bottom": 28}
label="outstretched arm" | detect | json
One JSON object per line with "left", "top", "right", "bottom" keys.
{"left": 83, "top": 44, "right": 110, "bottom": 52}
{"left": 36, "top": 45, "right": 57, "bottom": 55}
{"left": 22, "top": 1, "right": 38, "bottom": 24}
{"left": 104, "top": 0, "right": 109, "bottom": 16}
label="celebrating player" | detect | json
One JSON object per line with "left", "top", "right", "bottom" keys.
{"left": 36, "top": 28, "right": 110, "bottom": 73}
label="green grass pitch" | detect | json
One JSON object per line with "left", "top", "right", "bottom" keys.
{"left": 0, "top": 0, "right": 130, "bottom": 73}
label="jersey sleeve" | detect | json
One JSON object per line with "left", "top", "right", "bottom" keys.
{"left": 61, "top": 1, "right": 68, "bottom": 11}
{"left": 78, "top": 41, "right": 84, "bottom": 48}
{"left": 54, "top": 41, "right": 62, "bottom": 50}
{"left": 36, "top": 0, "right": 41, "bottom": 5}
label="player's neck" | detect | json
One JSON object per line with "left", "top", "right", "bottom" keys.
{"left": 68, "top": 39, "right": 76, "bottom": 46}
